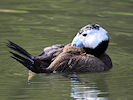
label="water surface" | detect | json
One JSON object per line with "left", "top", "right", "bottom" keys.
{"left": 0, "top": 0, "right": 133, "bottom": 100}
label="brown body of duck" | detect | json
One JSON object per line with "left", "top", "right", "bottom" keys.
{"left": 7, "top": 24, "right": 113, "bottom": 74}
{"left": 7, "top": 42, "right": 112, "bottom": 74}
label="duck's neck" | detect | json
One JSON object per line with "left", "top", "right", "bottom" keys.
{"left": 83, "top": 40, "right": 109, "bottom": 58}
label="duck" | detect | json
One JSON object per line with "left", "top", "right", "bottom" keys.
{"left": 7, "top": 24, "right": 112, "bottom": 74}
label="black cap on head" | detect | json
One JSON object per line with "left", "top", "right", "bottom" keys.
{"left": 84, "top": 24, "right": 100, "bottom": 30}
{"left": 91, "top": 24, "right": 100, "bottom": 30}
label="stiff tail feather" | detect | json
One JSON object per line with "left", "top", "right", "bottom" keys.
{"left": 7, "top": 40, "right": 33, "bottom": 59}
{"left": 7, "top": 41, "right": 52, "bottom": 73}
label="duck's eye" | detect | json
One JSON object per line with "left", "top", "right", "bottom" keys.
{"left": 82, "top": 34, "right": 87, "bottom": 37}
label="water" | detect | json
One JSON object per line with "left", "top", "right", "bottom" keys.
{"left": 0, "top": 0, "right": 133, "bottom": 100}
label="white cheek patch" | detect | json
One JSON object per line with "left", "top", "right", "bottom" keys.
{"left": 79, "top": 27, "right": 109, "bottom": 49}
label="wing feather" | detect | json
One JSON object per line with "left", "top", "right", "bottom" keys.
{"left": 47, "top": 45, "right": 111, "bottom": 73}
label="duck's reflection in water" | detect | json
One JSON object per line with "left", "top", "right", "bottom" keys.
{"left": 28, "top": 72, "right": 109, "bottom": 100}
{"left": 70, "top": 77, "right": 108, "bottom": 100}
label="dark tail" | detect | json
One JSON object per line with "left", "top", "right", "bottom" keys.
{"left": 7, "top": 41, "right": 52, "bottom": 73}
{"left": 7, "top": 41, "right": 33, "bottom": 59}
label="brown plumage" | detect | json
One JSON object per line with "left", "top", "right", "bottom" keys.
{"left": 7, "top": 41, "right": 112, "bottom": 74}
{"left": 47, "top": 44, "right": 112, "bottom": 73}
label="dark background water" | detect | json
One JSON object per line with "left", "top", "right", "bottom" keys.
{"left": 0, "top": 0, "right": 133, "bottom": 100}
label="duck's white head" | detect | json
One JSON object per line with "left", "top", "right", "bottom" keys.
{"left": 72, "top": 24, "right": 109, "bottom": 48}
{"left": 72, "top": 24, "right": 109, "bottom": 56}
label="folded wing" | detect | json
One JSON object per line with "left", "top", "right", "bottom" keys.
{"left": 47, "top": 45, "right": 112, "bottom": 73}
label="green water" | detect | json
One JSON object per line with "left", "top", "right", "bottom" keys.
{"left": 0, "top": 0, "right": 133, "bottom": 100}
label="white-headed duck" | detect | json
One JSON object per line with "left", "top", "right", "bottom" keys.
{"left": 7, "top": 24, "right": 112, "bottom": 74}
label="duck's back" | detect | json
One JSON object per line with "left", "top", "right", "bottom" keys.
{"left": 47, "top": 45, "right": 112, "bottom": 73}
{"left": 34, "top": 44, "right": 65, "bottom": 69}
